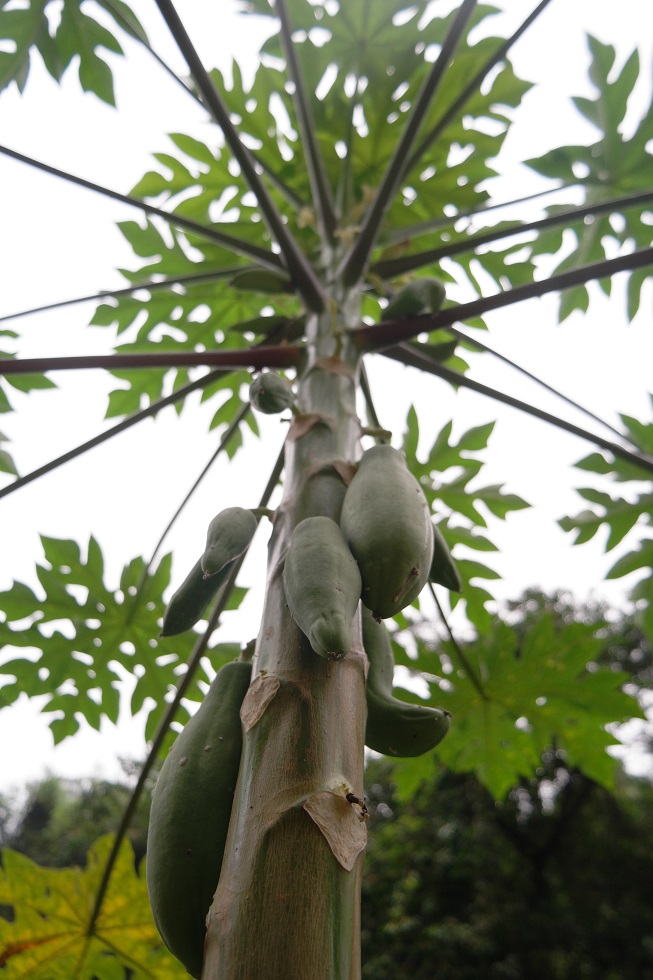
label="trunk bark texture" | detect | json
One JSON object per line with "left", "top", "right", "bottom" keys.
{"left": 203, "top": 288, "right": 368, "bottom": 979}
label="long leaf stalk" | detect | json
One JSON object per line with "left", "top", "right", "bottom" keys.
{"left": 102, "top": 0, "right": 200, "bottom": 102}
{"left": 335, "top": 73, "right": 363, "bottom": 221}
{"left": 378, "top": 182, "right": 580, "bottom": 249}
{"left": 87, "top": 446, "right": 285, "bottom": 935}
{"left": 338, "top": 0, "right": 479, "bottom": 286}
{"left": 0, "top": 267, "right": 255, "bottom": 325}
{"left": 153, "top": 0, "right": 326, "bottom": 312}
{"left": 103, "top": 0, "right": 307, "bottom": 212}
{"left": 0, "top": 368, "right": 231, "bottom": 500}
{"left": 276, "top": 0, "right": 338, "bottom": 240}
{"left": 385, "top": 343, "right": 653, "bottom": 476}
{"left": 359, "top": 361, "right": 383, "bottom": 433}
{"left": 0, "top": 344, "right": 303, "bottom": 375}
{"left": 430, "top": 585, "right": 486, "bottom": 700}
{"left": 353, "top": 246, "right": 653, "bottom": 350}
{"left": 371, "top": 188, "right": 653, "bottom": 280}
{"left": 442, "top": 326, "right": 628, "bottom": 442}
{"left": 0, "top": 144, "right": 285, "bottom": 270}
{"left": 401, "top": 0, "right": 555, "bottom": 181}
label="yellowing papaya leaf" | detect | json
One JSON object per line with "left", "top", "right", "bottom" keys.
{"left": 0, "top": 834, "right": 185, "bottom": 979}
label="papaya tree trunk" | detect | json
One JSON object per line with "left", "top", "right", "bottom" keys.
{"left": 202, "top": 287, "right": 369, "bottom": 979}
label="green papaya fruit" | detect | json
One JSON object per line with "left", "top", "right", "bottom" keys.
{"left": 381, "top": 277, "right": 445, "bottom": 320}
{"left": 429, "top": 522, "right": 462, "bottom": 592}
{"left": 249, "top": 371, "right": 295, "bottom": 414}
{"left": 160, "top": 557, "right": 234, "bottom": 636}
{"left": 201, "top": 506, "right": 257, "bottom": 578}
{"left": 146, "top": 659, "right": 252, "bottom": 979}
{"left": 362, "top": 607, "right": 450, "bottom": 757}
{"left": 340, "top": 445, "right": 433, "bottom": 619}
{"left": 283, "top": 516, "right": 362, "bottom": 660}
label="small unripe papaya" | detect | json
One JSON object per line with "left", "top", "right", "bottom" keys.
{"left": 201, "top": 506, "right": 257, "bottom": 578}
{"left": 283, "top": 516, "right": 362, "bottom": 660}
{"left": 340, "top": 445, "right": 433, "bottom": 619}
{"left": 160, "top": 557, "right": 234, "bottom": 636}
{"left": 249, "top": 371, "right": 295, "bottom": 414}
{"left": 429, "top": 522, "right": 462, "bottom": 592}
{"left": 362, "top": 607, "right": 450, "bottom": 757}
{"left": 146, "top": 659, "right": 252, "bottom": 978}
{"left": 381, "top": 277, "right": 445, "bottom": 320}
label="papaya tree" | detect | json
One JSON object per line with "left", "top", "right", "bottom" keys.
{"left": 0, "top": 1, "right": 652, "bottom": 977}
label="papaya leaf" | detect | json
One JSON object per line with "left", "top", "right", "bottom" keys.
{"left": 90, "top": 216, "right": 301, "bottom": 440}
{"left": 402, "top": 412, "right": 528, "bottom": 627}
{"left": 0, "top": 536, "right": 246, "bottom": 742}
{"left": 396, "top": 615, "right": 642, "bottom": 799}
{"left": 525, "top": 35, "right": 653, "bottom": 321}
{"left": 0, "top": 333, "right": 56, "bottom": 416}
{"left": 0, "top": 835, "right": 186, "bottom": 978}
{"left": 0, "top": 0, "right": 139, "bottom": 104}
{"left": 560, "top": 402, "right": 653, "bottom": 642}
{"left": 0, "top": 430, "right": 17, "bottom": 475}
{"left": 0, "top": 0, "right": 48, "bottom": 95}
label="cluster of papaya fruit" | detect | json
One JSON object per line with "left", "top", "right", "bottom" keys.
{"left": 149, "top": 443, "right": 460, "bottom": 976}
{"left": 283, "top": 443, "right": 457, "bottom": 757}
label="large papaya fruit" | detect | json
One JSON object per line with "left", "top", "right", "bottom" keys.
{"left": 429, "top": 522, "right": 462, "bottom": 593}
{"left": 160, "top": 557, "right": 234, "bottom": 636}
{"left": 201, "top": 506, "right": 257, "bottom": 578}
{"left": 249, "top": 370, "right": 295, "bottom": 414}
{"left": 146, "top": 658, "right": 252, "bottom": 979}
{"left": 381, "top": 277, "right": 445, "bottom": 320}
{"left": 362, "top": 607, "right": 450, "bottom": 756}
{"left": 283, "top": 515, "right": 362, "bottom": 660}
{"left": 340, "top": 445, "right": 433, "bottom": 619}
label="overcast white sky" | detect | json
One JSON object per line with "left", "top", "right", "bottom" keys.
{"left": 0, "top": 0, "right": 652, "bottom": 796}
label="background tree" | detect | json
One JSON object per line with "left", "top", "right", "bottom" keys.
{"left": 0, "top": 1, "right": 652, "bottom": 978}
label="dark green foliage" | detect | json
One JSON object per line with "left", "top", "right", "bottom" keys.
{"left": 362, "top": 759, "right": 653, "bottom": 980}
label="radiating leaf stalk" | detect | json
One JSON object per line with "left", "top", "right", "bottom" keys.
{"left": 102, "top": 0, "right": 307, "bottom": 213}
{"left": 372, "top": 188, "right": 653, "bottom": 280}
{"left": 126, "top": 401, "right": 253, "bottom": 624}
{"left": 101, "top": 0, "right": 200, "bottom": 101}
{"left": 359, "top": 361, "right": 383, "bottom": 434}
{"left": 354, "top": 246, "right": 653, "bottom": 350}
{"left": 335, "top": 73, "right": 364, "bottom": 221}
{"left": 385, "top": 343, "right": 653, "bottom": 477}
{"left": 275, "top": 0, "right": 338, "bottom": 240}
{"left": 444, "top": 326, "right": 629, "bottom": 443}
{"left": 0, "top": 143, "right": 285, "bottom": 270}
{"left": 87, "top": 443, "right": 285, "bottom": 935}
{"left": 430, "top": 584, "right": 486, "bottom": 700}
{"left": 0, "top": 344, "right": 303, "bottom": 375}
{"left": 338, "top": 0, "right": 479, "bottom": 287}
{"left": 0, "top": 267, "right": 254, "bottom": 325}
{"left": 0, "top": 368, "right": 231, "bottom": 500}
{"left": 400, "top": 0, "right": 555, "bottom": 182}
{"left": 378, "top": 184, "right": 579, "bottom": 249}
{"left": 152, "top": 0, "right": 327, "bottom": 312}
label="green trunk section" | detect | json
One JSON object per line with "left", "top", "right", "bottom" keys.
{"left": 202, "top": 301, "right": 367, "bottom": 979}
